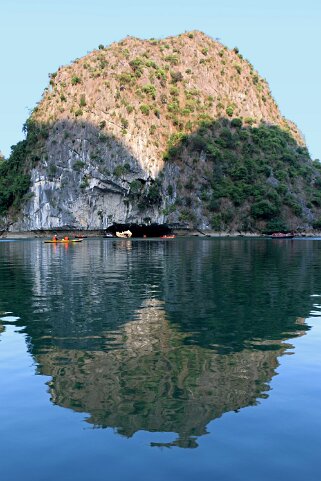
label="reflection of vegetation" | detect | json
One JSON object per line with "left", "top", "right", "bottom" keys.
{"left": 164, "top": 240, "right": 312, "bottom": 351}
{"left": 0, "top": 239, "right": 318, "bottom": 448}
{"left": 39, "top": 299, "right": 290, "bottom": 448}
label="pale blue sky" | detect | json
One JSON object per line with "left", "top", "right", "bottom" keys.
{"left": 1, "top": 0, "right": 320, "bottom": 158}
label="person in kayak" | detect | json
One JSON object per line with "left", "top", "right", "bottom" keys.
{"left": 64, "top": 236, "right": 69, "bottom": 241}
{"left": 52, "top": 234, "right": 59, "bottom": 241}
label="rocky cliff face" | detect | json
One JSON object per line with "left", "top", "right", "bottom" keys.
{"left": 2, "top": 31, "right": 321, "bottom": 232}
{"left": 13, "top": 120, "right": 163, "bottom": 230}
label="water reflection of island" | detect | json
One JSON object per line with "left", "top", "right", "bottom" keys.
{"left": 0, "top": 239, "right": 316, "bottom": 447}
{"left": 36, "top": 300, "right": 305, "bottom": 448}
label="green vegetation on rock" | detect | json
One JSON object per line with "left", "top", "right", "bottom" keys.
{"left": 1, "top": 31, "right": 321, "bottom": 232}
{"left": 163, "top": 119, "right": 321, "bottom": 231}
{"left": 0, "top": 120, "right": 48, "bottom": 216}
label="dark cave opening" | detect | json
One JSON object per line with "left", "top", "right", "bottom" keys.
{"left": 105, "top": 223, "right": 173, "bottom": 238}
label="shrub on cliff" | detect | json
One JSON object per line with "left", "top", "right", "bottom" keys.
{"left": 140, "top": 104, "right": 150, "bottom": 115}
{"left": 312, "top": 218, "right": 321, "bottom": 230}
{"left": 251, "top": 200, "right": 280, "bottom": 219}
{"left": 71, "top": 76, "right": 81, "bottom": 85}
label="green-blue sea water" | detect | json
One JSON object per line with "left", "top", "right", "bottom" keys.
{"left": 0, "top": 238, "right": 320, "bottom": 480}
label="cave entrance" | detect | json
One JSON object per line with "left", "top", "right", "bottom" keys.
{"left": 105, "top": 223, "right": 173, "bottom": 238}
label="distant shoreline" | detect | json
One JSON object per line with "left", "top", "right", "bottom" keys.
{"left": 1, "top": 230, "right": 321, "bottom": 239}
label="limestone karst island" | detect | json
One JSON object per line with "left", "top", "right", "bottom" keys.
{"left": 1, "top": 18, "right": 321, "bottom": 481}
{"left": 1, "top": 31, "right": 321, "bottom": 236}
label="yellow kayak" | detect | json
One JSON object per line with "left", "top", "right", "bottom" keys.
{"left": 44, "top": 239, "right": 83, "bottom": 244}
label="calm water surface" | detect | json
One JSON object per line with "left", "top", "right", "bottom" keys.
{"left": 0, "top": 238, "right": 320, "bottom": 481}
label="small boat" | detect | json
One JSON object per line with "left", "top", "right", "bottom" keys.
{"left": 44, "top": 239, "right": 83, "bottom": 244}
{"left": 270, "top": 232, "right": 294, "bottom": 239}
{"left": 116, "top": 230, "right": 132, "bottom": 238}
{"left": 160, "top": 235, "right": 176, "bottom": 239}
{"left": 104, "top": 233, "right": 114, "bottom": 238}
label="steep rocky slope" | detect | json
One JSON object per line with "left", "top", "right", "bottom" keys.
{"left": 1, "top": 31, "right": 321, "bottom": 232}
